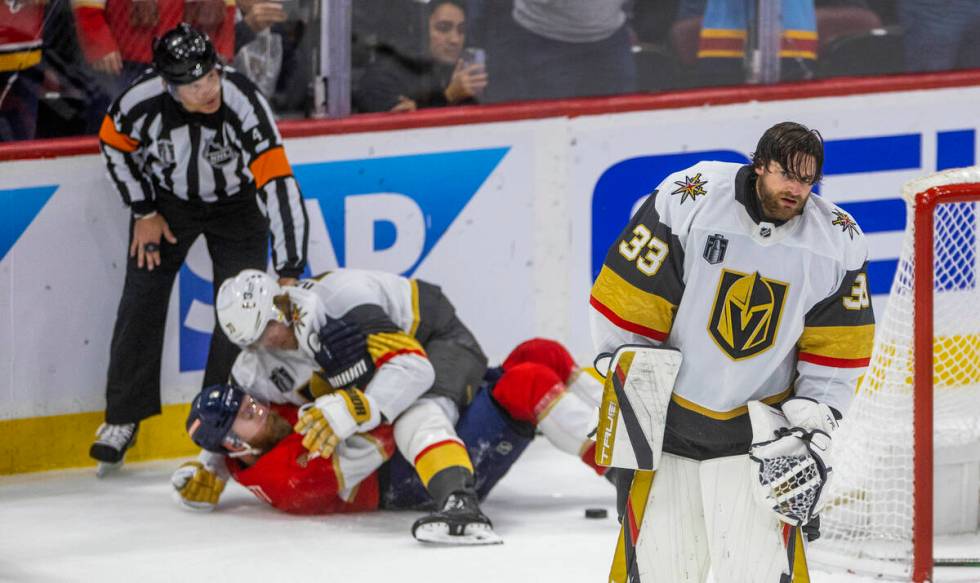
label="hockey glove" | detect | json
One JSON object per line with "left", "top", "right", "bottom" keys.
{"left": 294, "top": 388, "right": 381, "bottom": 458}
{"left": 171, "top": 459, "right": 227, "bottom": 512}
{"left": 782, "top": 398, "right": 837, "bottom": 474}
{"left": 314, "top": 318, "right": 375, "bottom": 390}
{"left": 747, "top": 399, "right": 838, "bottom": 527}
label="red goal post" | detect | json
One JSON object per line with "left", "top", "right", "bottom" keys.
{"left": 812, "top": 167, "right": 980, "bottom": 582}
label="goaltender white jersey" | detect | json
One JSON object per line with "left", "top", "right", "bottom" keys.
{"left": 590, "top": 162, "right": 875, "bottom": 449}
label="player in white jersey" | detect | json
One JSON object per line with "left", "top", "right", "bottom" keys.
{"left": 590, "top": 122, "right": 875, "bottom": 582}
{"left": 187, "top": 267, "right": 508, "bottom": 542}
{"left": 170, "top": 338, "right": 609, "bottom": 536}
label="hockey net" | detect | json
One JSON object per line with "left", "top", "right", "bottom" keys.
{"left": 811, "top": 167, "right": 980, "bottom": 581}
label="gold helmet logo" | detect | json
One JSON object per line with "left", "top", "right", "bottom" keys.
{"left": 708, "top": 269, "right": 788, "bottom": 360}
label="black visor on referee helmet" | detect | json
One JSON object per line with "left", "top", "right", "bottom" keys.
{"left": 152, "top": 23, "right": 217, "bottom": 85}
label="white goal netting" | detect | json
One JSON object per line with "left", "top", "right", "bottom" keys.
{"left": 811, "top": 167, "right": 980, "bottom": 579}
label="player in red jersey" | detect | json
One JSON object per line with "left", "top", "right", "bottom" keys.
{"left": 172, "top": 338, "right": 609, "bottom": 541}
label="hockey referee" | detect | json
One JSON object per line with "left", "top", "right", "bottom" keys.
{"left": 89, "top": 23, "right": 309, "bottom": 476}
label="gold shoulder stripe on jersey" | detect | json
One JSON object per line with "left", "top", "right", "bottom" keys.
{"left": 590, "top": 266, "right": 676, "bottom": 341}
{"left": 798, "top": 324, "right": 875, "bottom": 363}
{"left": 408, "top": 279, "right": 422, "bottom": 337}
{"left": 367, "top": 332, "right": 426, "bottom": 365}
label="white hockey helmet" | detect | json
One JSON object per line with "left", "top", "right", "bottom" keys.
{"left": 216, "top": 269, "right": 286, "bottom": 346}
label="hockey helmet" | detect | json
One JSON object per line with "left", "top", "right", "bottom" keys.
{"left": 152, "top": 23, "right": 217, "bottom": 85}
{"left": 186, "top": 383, "right": 244, "bottom": 452}
{"left": 216, "top": 269, "right": 286, "bottom": 347}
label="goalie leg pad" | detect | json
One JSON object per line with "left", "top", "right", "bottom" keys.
{"left": 630, "top": 453, "right": 711, "bottom": 583}
{"left": 594, "top": 345, "right": 682, "bottom": 471}
{"left": 699, "top": 455, "right": 811, "bottom": 583}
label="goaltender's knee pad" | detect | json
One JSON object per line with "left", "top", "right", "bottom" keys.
{"left": 491, "top": 362, "right": 564, "bottom": 425}
{"left": 501, "top": 338, "right": 575, "bottom": 382}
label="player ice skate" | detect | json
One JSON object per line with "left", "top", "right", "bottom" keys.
{"left": 172, "top": 338, "right": 609, "bottom": 546}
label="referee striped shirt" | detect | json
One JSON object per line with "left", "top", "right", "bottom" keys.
{"left": 99, "top": 66, "right": 309, "bottom": 278}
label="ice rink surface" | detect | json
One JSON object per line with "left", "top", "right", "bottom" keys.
{"left": 1, "top": 439, "right": 977, "bottom": 583}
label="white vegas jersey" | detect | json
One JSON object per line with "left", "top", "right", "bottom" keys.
{"left": 230, "top": 269, "right": 434, "bottom": 422}
{"left": 590, "top": 161, "right": 875, "bottom": 456}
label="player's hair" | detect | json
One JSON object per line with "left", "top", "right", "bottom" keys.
{"left": 752, "top": 122, "right": 824, "bottom": 185}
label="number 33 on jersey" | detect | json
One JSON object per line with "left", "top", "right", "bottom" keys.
{"left": 590, "top": 161, "right": 875, "bottom": 420}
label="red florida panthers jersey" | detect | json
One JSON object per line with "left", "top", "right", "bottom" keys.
{"left": 228, "top": 405, "right": 396, "bottom": 515}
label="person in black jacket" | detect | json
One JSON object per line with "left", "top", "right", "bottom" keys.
{"left": 354, "top": 0, "right": 487, "bottom": 113}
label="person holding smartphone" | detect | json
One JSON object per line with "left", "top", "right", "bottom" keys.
{"left": 354, "top": 0, "right": 488, "bottom": 113}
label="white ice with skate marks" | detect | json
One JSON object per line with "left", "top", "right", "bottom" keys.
{"left": 0, "top": 439, "right": 976, "bottom": 582}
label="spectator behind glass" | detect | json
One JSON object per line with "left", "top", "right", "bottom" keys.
{"left": 899, "top": 0, "right": 980, "bottom": 72}
{"left": 234, "top": 0, "right": 285, "bottom": 99}
{"left": 676, "top": 0, "right": 818, "bottom": 86}
{"left": 0, "top": 0, "right": 45, "bottom": 141}
{"left": 482, "top": 0, "right": 635, "bottom": 103}
{"left": 233, "top": 0, "right": 311, "bottom": 115}
{"left": 72, "top": 0, "right": 236, "bottom": 100}
{"left": 353, "top": 0, "right": 488, "bottom": 113}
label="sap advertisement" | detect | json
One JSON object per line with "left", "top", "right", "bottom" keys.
{"left": 2, "top": 86, "right": 979, "bottom": 420}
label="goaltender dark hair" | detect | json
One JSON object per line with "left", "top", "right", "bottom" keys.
{"left": 751, "top": 121, "right": 824, "bottom": 185}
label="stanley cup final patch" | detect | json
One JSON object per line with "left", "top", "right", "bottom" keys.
{"left": 703, "top": 234, "right": 728, "bottom": 264}
{"left": 157, "top": 139, "right": 175, "bottom": 165}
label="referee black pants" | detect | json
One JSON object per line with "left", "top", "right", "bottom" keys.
{"left": 104, "top": 194, "right": 269, "bottom": 424}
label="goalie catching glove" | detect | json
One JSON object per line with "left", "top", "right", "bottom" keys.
{"left": 312, "top": 318, "right": 375, "bottom": 390}
{"left": 294, "top": 388, "right": 381, "bottom": 458}
{"left": 171, "top": 455, "right": 229, "bottom": 512}
{"left": 748, "top": 398, "right": 838, "bottom": 527}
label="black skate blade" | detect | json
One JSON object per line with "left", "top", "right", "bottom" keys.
{"left": 413, "top": 522, "right": 503, "bottom": 546}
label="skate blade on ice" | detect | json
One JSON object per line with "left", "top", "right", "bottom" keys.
{"left": 96, "top": 461, "right": 123, "bottom": 478}
{"left": 413, "top": 522, "right": 503, "bottom": 545}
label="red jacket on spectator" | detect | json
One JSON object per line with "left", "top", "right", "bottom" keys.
{"left": 1, "top": 0, "right": 45, "bottom": 72}
{"left": 72, "top": 0, "right": 234, "bottom": 64}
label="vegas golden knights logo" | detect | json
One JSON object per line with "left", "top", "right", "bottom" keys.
{"left": 708, "top": 269, "right": 788, "bottom": 360}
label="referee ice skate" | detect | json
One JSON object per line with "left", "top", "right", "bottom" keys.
{"left": 90, "top": 23, "right": 309, "bottom": 476}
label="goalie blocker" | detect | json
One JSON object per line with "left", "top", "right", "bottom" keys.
{"left": 595, "top": 345, "right": 833, "bottom": 583}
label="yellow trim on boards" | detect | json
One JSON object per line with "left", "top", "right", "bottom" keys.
{"left": 0, "top": 403, "right": 197, "bottom": 475}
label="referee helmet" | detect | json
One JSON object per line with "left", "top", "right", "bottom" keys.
{"left": 152, "top": 23, "right": 217, "bottom": 85}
